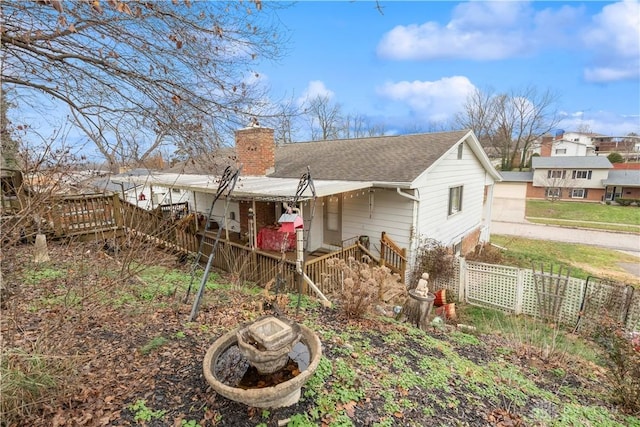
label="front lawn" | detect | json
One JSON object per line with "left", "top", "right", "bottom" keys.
{"left": 526, "top": 200, "right": 640, "bottom": 226}
{"left": 490, "top": 235, "right": 640, "bottom": 284}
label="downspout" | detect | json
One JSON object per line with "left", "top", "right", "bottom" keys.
{"left": 396, "top": 188, "right": 420, "bottom": 283}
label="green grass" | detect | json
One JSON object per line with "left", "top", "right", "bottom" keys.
{"left": 526, "top": 200, "right": 640, "bottom": 229}
{"left": 491, "top": 235, "right": 640, "bottom": 281}
{"left": 526, "top": 218, "right": 639, "bottom": 233}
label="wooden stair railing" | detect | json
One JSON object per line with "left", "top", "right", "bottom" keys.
{"left": 380, "top": 231, "right": 407, "bottom": 282}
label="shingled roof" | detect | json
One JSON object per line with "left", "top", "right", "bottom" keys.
{"left": 270, "top": 130, "right": 471, "bottom": 182}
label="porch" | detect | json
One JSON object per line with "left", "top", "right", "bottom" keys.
{"left": 13, "top": 193, "right": 408, "bottom": 299}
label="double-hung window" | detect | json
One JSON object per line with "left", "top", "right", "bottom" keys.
{"left": 571, "top": 189, "right": 586, "bottom": 198}
{"left": 545, "top": 187, "right": 561, "bottom": 198}
{"left": 572, "top": 170, "right": 592, "bottom": 179}
{"left": 448, "top": 186, "right": 463, "bottom": 215}
{"left": 547, "top": 170, "right": 566, "bottom": 179}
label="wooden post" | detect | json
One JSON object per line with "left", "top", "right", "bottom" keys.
{"left": 112, "top": 193, "right": 124, "bottom": 230}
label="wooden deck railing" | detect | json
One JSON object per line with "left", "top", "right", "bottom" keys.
{"left": 380, "top": 231, "right": 407, "bottom": 280}
{"left": 39, "top": 193, "right": 408, "bottom": 298}
{"left": 48, "top": 194, "right": 120, "bottom": 237}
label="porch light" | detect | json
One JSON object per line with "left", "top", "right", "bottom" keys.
{"left": 277, "top": 212, "right": 304, "bottom": 233}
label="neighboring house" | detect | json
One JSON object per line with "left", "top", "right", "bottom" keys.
{"left": 106, "top": 168, "right": 190, "bottom": 211}
{"left": 113, "top": 127, "right": 501, "bottom": 277}
{"left": 530, "top": 156, "right": 612, "bottom": 201}
{"left": 535, "top": 132, "right": 597, "bottom": 157}
{"left": 602, "top": 168, "right": 640, "bottom": 201}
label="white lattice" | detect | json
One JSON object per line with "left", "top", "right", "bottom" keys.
{"left": 453, "top": 260, "right": 639, "bottom": 332}
{"left": 465, "top": 262, "right": 519, "bottom": 312}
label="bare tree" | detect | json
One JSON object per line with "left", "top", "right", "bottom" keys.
{"left": 456, "top": 86, "right": 561, "bottom": 171}
{"left": 304, "top": 95, "right": 342, "bottom": 141}
{"left": 270, "top": 97, "right": 302, "bottom": 145}
{"left": 1, "top": 0, "right": 289, "bottom": 172}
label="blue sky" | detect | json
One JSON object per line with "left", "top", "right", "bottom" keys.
{"left": 258, "top": 0, "right": 640, "bottom": 136}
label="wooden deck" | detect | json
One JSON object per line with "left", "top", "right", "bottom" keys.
{"left": 17, "top": 193, "right": 407, "bottom": 299}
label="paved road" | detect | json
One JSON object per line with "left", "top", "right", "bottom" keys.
{"left": 491, "top": 220, "right": 640, "bottom": 255}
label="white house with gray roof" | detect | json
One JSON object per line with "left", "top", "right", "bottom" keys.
{"left": 530, "top": 156, "right": 612, "bottom": 201}
{"left": 114, "top": 127, "right": 502, "bottom": 280}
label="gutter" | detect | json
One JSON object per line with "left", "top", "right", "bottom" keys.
{"left": 396, "top": 187, "right": 419, "bottom": 201}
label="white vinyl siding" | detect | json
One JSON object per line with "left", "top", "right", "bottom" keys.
{"left": 342, "top": 188, "right": 413, "bottom": 258}
{"left": 191, "top": 192, "right": 240, "bottom": 232}
{"left": 413, "top": 140, "right": 488, "bottom": 251}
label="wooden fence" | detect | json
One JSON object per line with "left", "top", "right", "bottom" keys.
{"left": 31, "top": 193, "right": 408, "bottom": 299}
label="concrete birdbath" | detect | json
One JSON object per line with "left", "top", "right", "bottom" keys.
{"left": 202, "top": 316, "right": 322, "bottom": 408}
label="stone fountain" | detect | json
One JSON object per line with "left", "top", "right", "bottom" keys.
{"left": 203, "top": 315, "right": 322, "bottom": 408}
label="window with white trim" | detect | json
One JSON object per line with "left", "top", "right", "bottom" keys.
{"left": 545, "top": 187, "right": 561, "bottom": 198}
{"left": 457, "top": 143, "right": 463, "bottom": 159}
{"left": 547, "top": 170, "right": 566, "bottom": 179}
{"left": 572, "top": 170, "right": 592, "bottom": 179}
{"left": 448, "top": 186, "right": 463, "bottom": 215}
{"left": 555, "top": 148, "right": 567, "bottom": 154}
{"left": 571, "top": 188, "right": 586, "bottom": 198}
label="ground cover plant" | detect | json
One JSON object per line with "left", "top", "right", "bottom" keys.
{"left": 525, "top": 200, "right": 640, "bottom": 232}
{"left": 1, "top": 240, "right": 639, "bottom": 426}
{"left": 488, "top": 235, "right": 640, "bottom": 284}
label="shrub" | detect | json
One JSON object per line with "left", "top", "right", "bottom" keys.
{"left": 607, "top": 152, "right": 624, "bottom": 163}
{"left": 465, "top": 243, "right": 504, "bottom": 264}
{"left": 326, "top": 257, "right": 404, "bottom": 318}
{"left": 592, "top": 315, "right": 640, "bottom": 414}
{"left": 409, "top": 238, "right": 455, "bottom": 288}
{"left": 614, "top": 198, "right": 634, "bottom": 206}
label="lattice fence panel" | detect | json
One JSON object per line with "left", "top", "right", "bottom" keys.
{"left": 465, "top": 262, "right": 519, "bottom": 312}
{"left": 520, "top": 270, "right": 584, "bottom": 326}
{"left": 626, "top": 291, "right": 640, "bottom": 332}
{"left": 430, "top": 258, "right": 460, "bottom": 298}
{"left": 576, "top": 279, "right": 636, "bottom": 334}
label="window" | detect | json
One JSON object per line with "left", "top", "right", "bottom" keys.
{"left": 547, "top": 170, "right": 566, "bottom": 179}
{"left": 571, "top": 189, "right": 586, "bottom": 198}
{"left": 572, "top": 170, "right": 592, "bottom": 179}
{"left": 457, "top": 143, "right": 463, "bottom": 159}
{"left": 555, "top": 148, "right": 567, "bottom": 154}
{"left": 545, "top": 187, "right": 561, "bottom": 199}
{"left": 452, "top": 241, "right": 462, "bottom": 255}
{"left": 172, "top": 188, "right": 181, "bottom": 194}
{"left": 448, "top": 186, "right": 463, "bottom": 215}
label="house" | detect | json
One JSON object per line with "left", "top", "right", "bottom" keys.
{"left": 103, "top": 168, "right": 190, "bottom": 213}
{"left": 113, "top": 127, "right": 501, "bottom": 281}
{"left": 530, "top": 156, "right": 612, "bottom": 201}
{"left": 536, "top": 131, "right": 598, "bottom": 157}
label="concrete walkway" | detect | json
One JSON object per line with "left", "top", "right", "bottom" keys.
{"left": 491, "top": 220, "right": 640, "bottom": 255}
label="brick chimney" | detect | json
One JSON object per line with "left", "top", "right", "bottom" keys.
{"left": 540, "top": 135, "right": 553, "bottom": 157}
{"left": 235, "top": 126, "right": 275, "bottom": 176}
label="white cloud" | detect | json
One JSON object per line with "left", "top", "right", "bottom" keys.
{"left": 376, "top": 76, "right": 476, "bottom": 122}
{"left": 582, "top": 0, "right": 640, "bottom": 82}
{"left": 376, "top": 2, "right": 547, "bottom": 60}
{"left": 296, "top": 80, "right": 335, "bottom": 106}
{"left": 559, "top": 109, "right": 640, "bottom": 136}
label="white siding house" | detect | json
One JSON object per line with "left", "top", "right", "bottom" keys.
{"left": 114, "top": 128, "right": 501, "bottom": 281}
